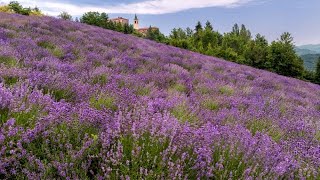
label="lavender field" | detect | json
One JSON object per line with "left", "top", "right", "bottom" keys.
{"left": 0, "top": 13, "right": 319, "bottom": 179}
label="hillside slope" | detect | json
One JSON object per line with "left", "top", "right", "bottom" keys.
{"left": 0, "top": 13, "right": 319, "bottom": 179}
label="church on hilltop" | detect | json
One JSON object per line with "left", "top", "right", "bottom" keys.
{"left": 110, "top": 14, "right": 159, "bottom": 35}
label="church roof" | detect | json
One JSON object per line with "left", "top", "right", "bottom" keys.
{"left": 134, "top": 14, "right": 138, "bottom": 20}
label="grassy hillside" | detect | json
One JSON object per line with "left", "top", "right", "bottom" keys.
{"left": 0, "top": 13, "right": 319, "bottom": 179}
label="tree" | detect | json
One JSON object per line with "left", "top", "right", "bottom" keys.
{"left": 205, "top": 20, "right": 213, "bottom": 31}
{"left": 195, "top": 21, "right": 203, "bottom": 33}
{"left": 315, "top": 57, "right": 320, "bottom": 83}
{"left": 58, "top": 12, "right": 73, "bottom": 21}
{"left": 232, "top": 23, "right": 240, "bottom": 36}
{"left": 244, "top": 34, "right": 268, "bottom": 68}
{"left": 80, "top": 12, "right": 108, "bottom": 27}
{"left": 267, "top": 32, "right": 304, "bottom": 77}
{"left": 8, "top": 1, "right": 31, "bottom": 15}
{"left": 146, "top": 27, "right": 165, "bottom": 43}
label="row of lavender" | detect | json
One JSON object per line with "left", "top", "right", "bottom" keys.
{"left": 0, "top": 13, "right": 319, "bottom": 179}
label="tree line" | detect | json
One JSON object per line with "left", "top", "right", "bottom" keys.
{"left": 1, "top": 1, "right": 320, "bottom": 84}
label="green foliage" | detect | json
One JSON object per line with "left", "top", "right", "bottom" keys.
{"left": 0, "top": 107, "right": 9, "bottom": 125}
{"left": 80, "top": 12, "right": 108, "bottom": 27}
{"left": 315, "top": 57, "right": 320, "bottom": 83}
{"left": 246, "top": 119, "right": 283, "bottom": 142}
{"left": 0, "top": 55, "right": 17, "bottom": 67}
{"left": 37, "top": 41, "right": 55, "bottom": 49}
{"left": 90, "top": 94, "right": 117, "bottom": 111}
{"left": 266, "top": 32, "right": 304, "bottom": 78}
{"left": 92, "top": 74, "right": 108, "bottom": 86}
{"left": 145, "top": 27, "right": 166, "bottom": 42}
{"left": 6, "top": 1, "right": 42, "bottom": 16}
{"left": 171, "top": 104, "right": 197, "bottom": 123}
{"left": 202, "top": 100, "right": 219, "bottom": 111}
{"left": 58, "top": 11, "right": 72, "bottom": 20}
{"left": 219, "top": 86, "right": 234, "bottom": 96}
{"left": 170, "top": 83, "right": 187, "bottom": 93}
{"left": 80, "top": 11, "right": 134, "bottom": 34}
{"left": 165, "top": 22, "right": 316, "bottom": 84}
{"left": 42, "top": 87, "right": 76, "bottom": 102}
{"left": 3, "top": 76, "right": 19, "bottom": 86}
{"left": 37, "top": 41, "right": 64, "bottom": 58}
{"left": 136, "top": 86, "right": 151, "bottom": 96}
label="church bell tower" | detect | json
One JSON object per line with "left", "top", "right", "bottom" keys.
{"left": 134, "top": 14, "right": 139, "bottom": 30}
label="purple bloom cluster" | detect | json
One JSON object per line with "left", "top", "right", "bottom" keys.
{"left": 0, "top": 13, "right": 319, "bottom": 179}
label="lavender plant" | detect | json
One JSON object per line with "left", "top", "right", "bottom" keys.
{"left": 0, "top": 13, "right": 319, "bottom": 179}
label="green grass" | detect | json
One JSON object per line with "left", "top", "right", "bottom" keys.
{"left": 90, "top": 94, "right": 118, "bottom": 111}
{"left": 171, "top": 104, "right": 197, "bottom": 123}
{"left": 0, "top": 55, "right": 17, "bottom": 67}
{"left": 136, "top": 86, "right": 150, "bottom": 96}
{"left": 43, "top": 87, "right": 76, "bottom": 102}
{"left": 219, "top": 86, "right": 234, "bottom": 96}
{"left": 0, "top": 107, "right": 10, "bottom": 125}
{"left": 37, "top": 41, "right": 64, "bottom": 58}
{"left": 196, "top": 86, "right": 211, "bottom": 95}
{"left": 202, "top": 100, "right": 219, "bottom": 111}
{"left": 51, "top": 48, "right": 64, "bottom": 58}
{"left": 246, "top": 119, "right": 283, "bottom": 142}
{"left": 92, "top": 74, "right": 108, "bottom": 86}
{"left": 315, "top": 130, "right": 320, "bottom": 141}
{"left": 0, "top": 103, "right": 46, "bottom": 128}
{"left": 3, "top": 76, "right": 19, "bottom": 86}
{"left": 170, "top": 83, "right": 187, "bottom": 93}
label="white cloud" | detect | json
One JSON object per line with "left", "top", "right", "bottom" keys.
{"left": 0, "top": 0, "right": 254, "bottom": 16}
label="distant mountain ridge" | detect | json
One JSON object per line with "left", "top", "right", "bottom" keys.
{"left": 295, "top": 44, "right": 320, "bottom": 71}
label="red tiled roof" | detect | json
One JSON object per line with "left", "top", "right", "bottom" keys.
{"left": 110, "top": 17, "right": 128, "bottom": 21}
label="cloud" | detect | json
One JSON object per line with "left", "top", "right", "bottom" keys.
{"left": 0, "top": 0, "right": 254, "bottom": 16}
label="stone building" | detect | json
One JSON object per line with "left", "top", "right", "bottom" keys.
{"left": 109, "top": 17, "right": 129, "bottom": 25}
{"left": 109, "top": 14, "right": 159, "bottom": 35}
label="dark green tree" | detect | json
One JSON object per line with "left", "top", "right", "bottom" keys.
{"left": 58, "top": 12, "right": 73, "bottom": 21}
{"left": 232, "top": 23, "right": 240, "bottom": 36}
{"left": 205, "top": 20, "right": 213, "bottom": 31}
{"left": 315, "top": 57, "right": 320, "bottom": 83}
{"left": 267, "top": 32, "right": 304, "bottom": 77}
{"left": 80, "top": 12, "right": 108, "bottom": 27}
{"left": 244, "top": 34, "right": 268, "bottom": 68}
{"left": 8, "top": 1, "right": 31, "bottom": 15}
{"left": 195, "top": 21, "right": 203, "bottom": 33}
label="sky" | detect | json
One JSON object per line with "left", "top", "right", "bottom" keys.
{"left": 1, "top": 0, "right": 319, "bottom": 45}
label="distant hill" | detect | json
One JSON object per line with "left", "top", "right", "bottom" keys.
{"left": 298, "top": 44, "right": 320, "bottom": 53}
{"left": 295, "top": 44, "right": 320, "bottom": 70}
{"left": 295, "top": 47, "right": 318, "bottom": 56}
{"left": 300, "top": 54, "right": 319, "bottom": 71}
